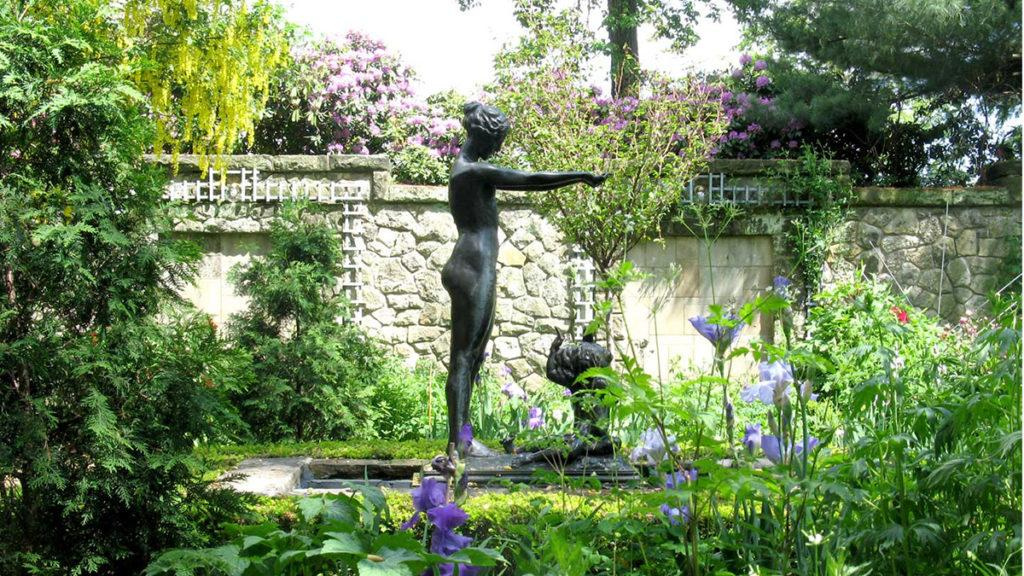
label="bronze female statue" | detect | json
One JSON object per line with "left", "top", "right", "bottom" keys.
{"left": 443, "top": 102, "right": 606, "bottom": 457}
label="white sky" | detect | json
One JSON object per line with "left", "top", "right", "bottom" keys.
{"left": 282, "top": 0, "right": 744, "bottom": 96}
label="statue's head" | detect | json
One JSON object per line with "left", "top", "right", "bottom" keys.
{"left": 462, "top": 102, "right": 509, "bottom": 158}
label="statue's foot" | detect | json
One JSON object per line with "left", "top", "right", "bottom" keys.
{"left": 465, "top": 439, "right": 500, "bottom": 458}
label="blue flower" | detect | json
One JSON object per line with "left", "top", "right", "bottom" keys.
{"left": 428, "top": 502, "right": 469, "bottom": 531}
{"left": 761, "top": 434, "right": 820, "bottom": 464}
{"left": 741, "top": 360, "right": 793, "bottom": 405}
{"left": 527, "top": 406, "right": 544, "bottom": 429}
{"left": 742, "top": 423, "right": 762, "bottom": 455}
{"left": 665, "top": 468, "right": 698, "bottom": 489}
{"left": 660, "top": 503, "right": 691, "bottom": 525}
{"left": 458, "top": 423, "right": 474, "bottom": 453}
{"left": 401, "top": 477, "right": 448, "bottom": 530}
{"left": 762, "top": 434, "right": 783, "bottom": 464}
{"left": 773, "top": 275, "right": 791, "bottom": 298}
{"left": 689, "top": 312, "right": 744, "bottom": 350}
{"left": 630, "top": 428, "right": 677, "bottom": 465}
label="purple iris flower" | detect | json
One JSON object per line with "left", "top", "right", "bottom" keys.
{"left": 401, "top": 477, "right": 447, "bottom": 530}
{"left": 630, "top": 428, "right": 677, "bottom": 465}
{"left": 660, "top": 503, "right": 691, "bottom": 525}
{"left": 795, "top": 436, "right": 820, "bottom": 455}
{"left": 501, "top": 381, "right": 526, "bottom": 400}
{"left": 773, "top": 275, "right": 791, "bottom": 298}
{"left": 427, "top": 503, "right": 478, "bottom": 575}
{"left": 689, "top": 313, "right": 745, "bottom": 350}
{"left": 761, "top": 434, "right": 820, "bottom": 464}
{"left": 741, "top": 360, "right": 794, "bottom": 405}
{"left": 743, "top": 423, "right": 762, "bottom": 455}
{"left": 458, "top": 423, "right": 474, "bottom": 453}
{"left": 428, "top": 502, "right": 469, "bottom": 532}
{"left": 665, "top": 468, "right": 698, "bottom": 489}
{"left": 762, "top": 434, "right": 783, "bottom": 464}
{"left": 527, "top": 406, "right": 544, "bottom": 429}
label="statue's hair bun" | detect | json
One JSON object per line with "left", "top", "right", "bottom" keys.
{"left": 462, "top": 102, "right": 510, "bottom": 140}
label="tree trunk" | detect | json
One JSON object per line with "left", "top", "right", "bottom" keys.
{"left": 607, "top": 0, "right": 640, "bottom": 97}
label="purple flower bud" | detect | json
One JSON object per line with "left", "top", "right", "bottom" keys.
{"left": 742, "top": 423, "right": 762, "bottom": 455}
{"left": 660, "top": 503, "right": 690, "bottom": 525}
{"left": 527, "top": 406, "right": 544, "bottom": 429}
{"left": 458, "top": 423, "right": 474, "bottom": 453}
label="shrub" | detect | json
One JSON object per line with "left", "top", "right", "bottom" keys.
{"left": 226, "top": 202, "right": 388, "bottom": 442}
{"left": 0, "top": 4, "right": 245, "bottom": 573}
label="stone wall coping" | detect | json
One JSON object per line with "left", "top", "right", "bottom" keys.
{"left": 378, "top": 183, "right": 533, "bottom": 205}
{"left": 853, "top": 186, "right": 1019, "bottom": 207}
{"left": 147, "top": 154, "right": 391, "bottom": 173}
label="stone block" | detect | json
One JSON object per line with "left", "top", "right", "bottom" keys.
{"left": 500, "top": 323, "right": 531, "bottom": 336}
{"left": 858, "top": 222, "right": 882, "bottom": 247}
{"left": 498, "top": 243, "right": 527, "bottom": 267}
{"left": 522, "top": 240, "right": 547, "bottom": 261}
{"left": 401, "top": 251, "right": 426, "bottom": 273}
{"left": 955, "top": 229, "right": 978, "bottom": 256}
{"left": 416, "top": 240, "right": 442, "bottom": 259}
{"left": 512, "top": 296, "right": 551, "bottom": 318}
{"left": 387, "top": 294, "right": 418, "bottom": 310}
{"left": 954, "top": 287, "right": 974, "bottom": 304}
{"left": 979, "top": 238, "right": 1012, "bottom": 258}
{"left": 493, "top": 336, "right": 522, "bottom": 361}
{"left": 419, "top": 302, "right": 448, "bottom": 325}
{"left": 408, "top": 326, "right": 444, "bottom": 344}
{"left": 393, "top": 309, "right": 420, "bottom": 327}
{"left": 541, "top": 277, "right": 569, "bottom": 308}
{"left": 497, "top": 267, "right": 526, "bottom": 298}
{"left": 500, "top": 358, "right": 530, "bottom": 382}
{"left": 880, "top": 235, "right": 919, "bottom": 253}
{"left": 946, "top": 257, "right": 971, "bottom": 286}
{"left": 522, "top": 262, "right": 547, "bottom": 293}
{"left": 918, "top": 269, "right": 953, "bottom": 294}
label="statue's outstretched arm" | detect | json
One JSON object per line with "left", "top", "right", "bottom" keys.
{"left": 471, "top": 163, "right": 606, "bottom": 191}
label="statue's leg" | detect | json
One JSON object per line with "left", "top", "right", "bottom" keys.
{"left": 444, "top": 272, "right": 496, "bottom": 453}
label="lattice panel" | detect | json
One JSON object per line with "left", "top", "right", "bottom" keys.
{"left": 165, "top": 168, "right": 369, "bottom": 322}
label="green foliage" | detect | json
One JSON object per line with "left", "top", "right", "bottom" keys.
{"left": 774, "top": 147, "right": 854, "bottom": 307}
{"left": 0, "top": 4, "right": 245, "bottom": 573}
{"left": 122, "top": 0, "right": 291, "bottom": 172}
{"left": 490, "top": 5, "right": 726, "bottom": 281}
{"left": 227, "top": 202, "right": 388, "bottom": 442}
{"left": 730, "top": 0, "right": 1021, "bottom": 112}
{"left": 391, "top": 144, "right": 451, "bottom": 185}
{"left": 147, "top": 487, "right": 503, "bottom": 576}
{"left": 727, "top": 0, "right": 1021, "bottom": 183}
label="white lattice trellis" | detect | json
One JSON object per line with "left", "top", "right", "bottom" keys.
{"left": 165, "top": 167, "right": 369, "bottom": 321}
{"left": 683, "top": 173, "right": 811, "bottom": 206}
{"left": 570, "top": 246, "right": 597, "bottom": 337}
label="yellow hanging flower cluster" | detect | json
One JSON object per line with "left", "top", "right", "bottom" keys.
{"left": 121, "top": 0, "right": 289, "bottom": 176}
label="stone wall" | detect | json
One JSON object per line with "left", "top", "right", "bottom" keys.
{"left": 160, "top": 155, "right": 1021, "bottom": 382}
{"left": 834, "top": 187, "right": 1020, "bottom": 321}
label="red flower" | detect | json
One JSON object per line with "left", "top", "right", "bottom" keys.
{"left": 890, "top": 306, "right": 909, "bottom": 324}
